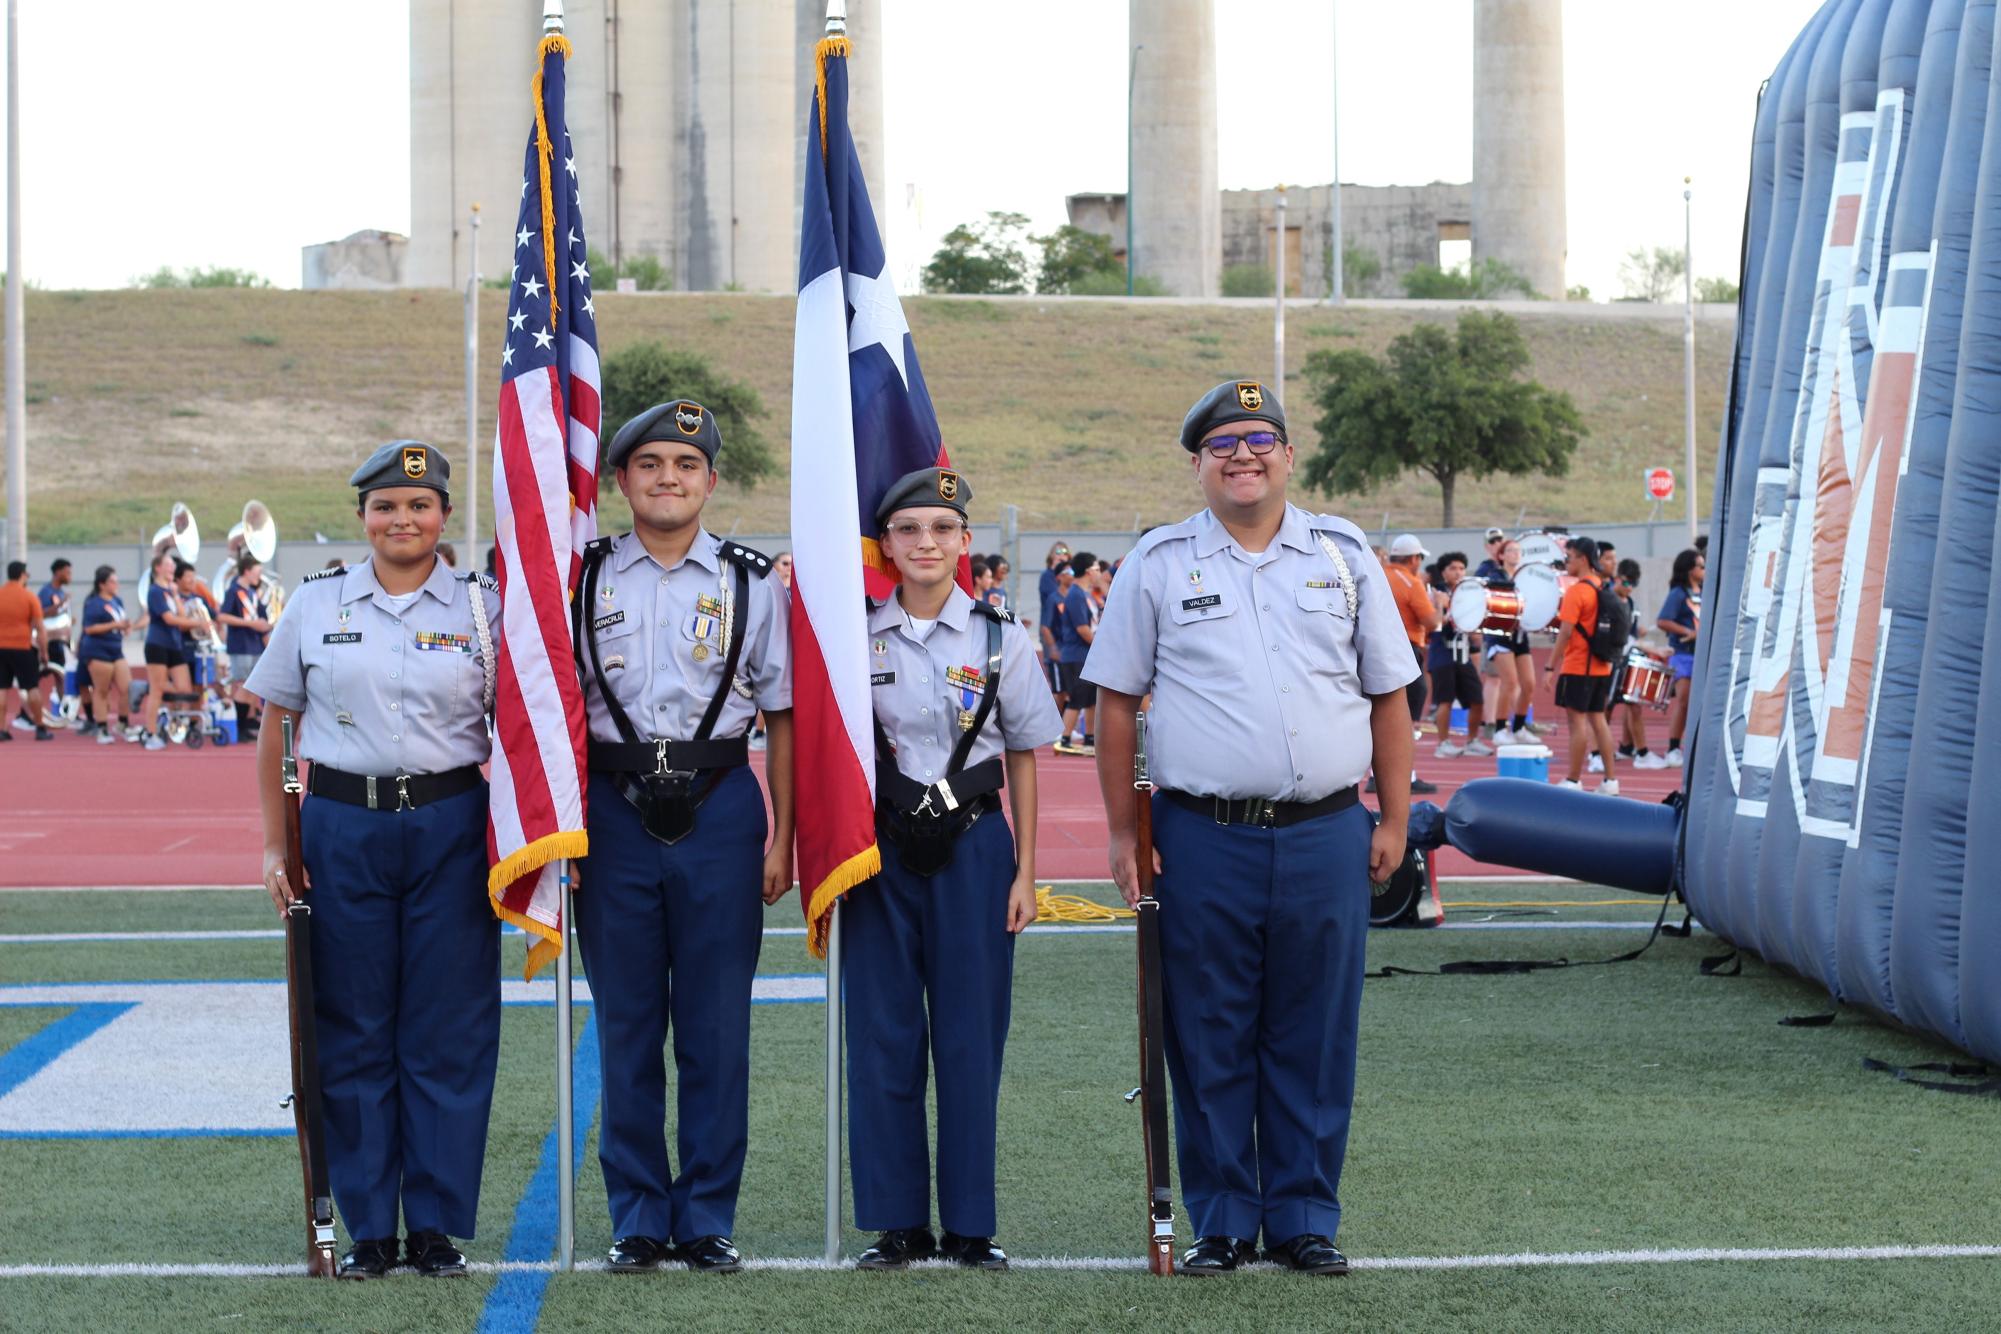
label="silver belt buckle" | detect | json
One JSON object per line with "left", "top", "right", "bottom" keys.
{"left": 365, "top": 774, "right": 378, "bottom": 810}
{"left": 653, "top": 738, "right": 672, "bottom": 776}
{"left": 396, "top": 774, "right": 413, "bottom": 812}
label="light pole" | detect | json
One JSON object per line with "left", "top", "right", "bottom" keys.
{"left": 1274, "top": 186, "right": 1287, "bottom": 405}
{"left": 1683, "top": 178, "right": 1697, "bottom": 541}
{"left": 4, "top": 0, "right": 23, "bottom": 562}
{"left": 1127, "top": 42, "right": 1142, "bottom": 296}
{"left": 1328, "top": 4, "right": 1342, "bottom": 304}
{"left": 464, "top": 203, "right": 480, "bottom": 564}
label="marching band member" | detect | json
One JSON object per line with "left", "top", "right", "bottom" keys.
{"left": 246, "top": 440, "right": 502, "bottom": 1279}
{"left": 78, "top": 566, "right": 139, "bottom": 743}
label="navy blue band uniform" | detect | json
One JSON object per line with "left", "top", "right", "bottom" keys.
{"left": 572, "top": 525, "right": 791, "bottom": 1249}
{"left": 1082, "top": 489, "right": 1417, "bottom": 1251}
{"left": 245, "top": 543, "right": 504, "bottom": 1248}
{"left": 850, "top": 572, "right": 1060, "bottom": 1242}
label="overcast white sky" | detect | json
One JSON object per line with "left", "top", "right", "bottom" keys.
{"left": 4, "top": 0, "right": 1821, "bottom": 299}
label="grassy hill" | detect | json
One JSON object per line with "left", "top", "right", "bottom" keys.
{"left": 9, "top": 289, "right": 1731, "bottom": 544}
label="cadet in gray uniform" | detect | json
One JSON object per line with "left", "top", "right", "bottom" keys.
{"left": 848, "top": 466, "right": 1061, "bottom": 1273}
{"left": 1083, "top": 380, "right": 1418, "bottom": 1277}
{"left": 247, "top": 440, "right": 502, "bottom": 1280}
{"left": 574, "top": 398, "right": 794, "bottom": 1275}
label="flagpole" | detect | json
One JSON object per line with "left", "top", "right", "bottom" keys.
{"left": 1273, "top": 185, "right": 1287, "bottom": 406}
{"left": 3, "top": 0, "right": 24, "bottom": 564}
{"left": 542, "top": 0, "right": 576, "bottom": 1278}
{"left": 823, "top": 897, "right": 844, "bottom": 1262}
{"left": 556, "top": 868, "right": 575, "bottom": 1271}
{"left": 464, "top": 203, "right": 481, "bottom": 564}
{"left": 823, "top": 0, "right": 850, "bottom": 1268}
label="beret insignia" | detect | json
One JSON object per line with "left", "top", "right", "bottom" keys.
{"left": 1236, "top": 381, "right": 1264, "bottom": 412}
{"left": 401, "top": 446, "right": 428, "bottom": 479}
{"left": 937, "top": 470, "right": 961, "bottom": 502}
{"left": 675, "top": 403, "right": 704, "bottom": 435}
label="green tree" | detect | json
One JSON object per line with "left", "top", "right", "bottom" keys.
{"left": 1033, "top": 225, "right": 1121, "bottom": 294}
{"left": 1329, "top": 241, "right": 1382, "bottom": 298}
{"left": 1069, "top": 269, "right": 1166, "bottom": 296}
{"left": 598, "top": 341, "right": 774, "bottom": 489}
{"left": 921, "top": 212, "right": 1031, "bottom": 294}
{"left": 1400, "top": 257, "right": 1537, "bottom": 300}
{"left": 1566, "top": 283, "right": 1593, "bottom": 302}
{"left": 134, "top": 265, "right": 270, "bottom": 289}
{"left": 1222, "top": 263, "right": 1274, "bottom": 297}
{"left": 1696, "top": 275, "right": 1740, "bottom": 303}
{"left": 586, "top": 249, "right": 674, "bottom": 292}
{"left": 1301, "top": 310, "right": 1582, "bottom": 526}
{"left": 1619, "top": 245, "right": 1686, "bottom": 302}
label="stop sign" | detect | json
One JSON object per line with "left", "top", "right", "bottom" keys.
{"left": 1646, "top": 468, "right": 1675, "bottom": 501}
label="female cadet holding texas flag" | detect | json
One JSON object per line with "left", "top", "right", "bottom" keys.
{"left": 846, "top": 465, "right": 1062, "bottom": 1272}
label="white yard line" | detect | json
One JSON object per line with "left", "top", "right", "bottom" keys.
{"left": 4, "top": 1243, "right": 1997, "bottom": 1279}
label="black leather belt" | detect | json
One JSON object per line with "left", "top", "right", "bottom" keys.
{"left": 1162, "top": 785, "right": 1359, "bottom": 829}
{"left": 876, "top": 756, "right": 1005, "bottom": 820}
{"left": 588, "top": 736, "right": 750, "bottom": 775}
{"left": 308, "top": 764, "right": 483, "bottom": 812}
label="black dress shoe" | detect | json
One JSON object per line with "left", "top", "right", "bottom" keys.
{"left": 938, "top": 1232, "right": 1008, "bottom": 1270}
{"left": 1180, "top": 1235, "right": 1257, "bottom": 1275}
{"left": 1264, "top": 1233, "right": 1350, "bottom": 1275}
{"left": 855, "top": 1227, "right": 938, "bottom": 1270}
{"left": 337, "top": 1237, "right": 400, "bottom": 1279}
{"left": 1410, "top": 776, "right": 1439, "bottom": 794}
{"left": 607, "top": 1235, "right": 674, "bottom": 1273}
{"left": 677, "top": 1234, "right": 743, "bottom": 1273}
{"left": 405, "top": 1230, "right": 468, "bottom": 1277}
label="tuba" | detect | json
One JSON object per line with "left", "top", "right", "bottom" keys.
{"left": 242, "top": 499, "right": 283, "bottom": 619}
{"left": 151, "top": 502, "right": 201, "bottom": 566}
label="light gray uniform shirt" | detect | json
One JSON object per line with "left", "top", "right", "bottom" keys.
{"left": 245, "top": 556, "right": 497, "bottom": 775}
{"left": 1081, "top": 504, "right": 1418, "bottom": 802}
{"left": 869, "top": 586, "right": 1062, "bottom": 786}
{"left": 581, "top": 528, "right": 791, "bottom": 744}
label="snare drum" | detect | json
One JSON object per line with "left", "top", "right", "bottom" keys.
{"left": 1449, "top": 578, "right": 1524, "bottom": 634}
{"left": 1615, "top": 648, "right": 1672, "bottom": 710}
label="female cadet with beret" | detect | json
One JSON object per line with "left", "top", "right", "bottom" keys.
{"left": 245, "top": 440, "right": 502, "bottom": 1279}
{"left": 846, "top": 466, "right": 1062, "bottom": 1273}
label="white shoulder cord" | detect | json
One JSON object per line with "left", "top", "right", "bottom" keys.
{"left": 1314, "top": 532, "right": 1362, "bottom": 620}
{"left": 467, "top": 577, "right": 497, "bottom": 715}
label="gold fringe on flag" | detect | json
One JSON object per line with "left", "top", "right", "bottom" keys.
{"left": 487, "top": 828, "right": 590, "bottom": 981}
{"left": 806, "top": 840, "right": 880, "bottom": 959}
{"left": 531, "top": 32, "right": 573, "bottom": 326}
{"left": 815, "top": 35, "right": 852, "bottom": 157}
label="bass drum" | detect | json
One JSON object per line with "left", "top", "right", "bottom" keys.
{"left": 1514, "top": 562, "right": 1562, "bottom": 632}
{"left": 1516, "top": 530, "right": 1565, "bottom": 571}
{"left": 1371, "top": 845, "right": 1443, "bottom": 928}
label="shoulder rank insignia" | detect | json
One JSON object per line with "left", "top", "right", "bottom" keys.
{"left": 717, "top": 540, "right": 772, "bottom": 577}
{"left": 302, "top": 565, "right": 345, "bottom": 584}
{"left": 466, "top": 571, "right": 499, "bottom": 592}
{"left": 972, "top": 600, "right": 1015, "bottom": 625}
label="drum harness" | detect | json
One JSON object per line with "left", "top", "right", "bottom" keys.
{"left": 874, "top": 603, "right": 1008, "bottom": 877}
{"left": 576, "top": 537, "right": 757, "bottom": 845}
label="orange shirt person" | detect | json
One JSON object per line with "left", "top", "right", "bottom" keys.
{"left": 1548, "top": 537, "right": 1618, "bottom": 793}
{"left": 0, "top": 560, "right": 52, "bottom": 741}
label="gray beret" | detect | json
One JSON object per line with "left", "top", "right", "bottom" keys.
{"left": 875, "top": 466, "right": 972, "bottom": 527}
{"left": 607, "top": 399, "right": 723, "bottom": 470}
{"left": 350, "top": 440, "right": 450, "bottom": 497}
{"left": 1179, "top": 379, "right": 1287, "bottom": 452}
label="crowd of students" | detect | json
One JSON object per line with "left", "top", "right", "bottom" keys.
{"left": 3, "top": 545, "right": 279, "bottom": 750}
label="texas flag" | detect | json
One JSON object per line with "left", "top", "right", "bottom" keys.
{"left": 790, "top": 28, "right": 954, "bottom": 955}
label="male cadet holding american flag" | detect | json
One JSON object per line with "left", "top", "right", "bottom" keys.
{"left": 569, "top": 400, "right": 794, "bottom": 1275}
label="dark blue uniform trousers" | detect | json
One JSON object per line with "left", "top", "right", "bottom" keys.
{"left": 574, "top": 767, "right": 766, "bottom": 1243}
{"left": 1151, "top": 794, "right": 1372, "bottom": 1246}
{"left": 301, "top": 784, "right": 501, "bottom": 1242}
{"left": 846, "top": 813, "right": 1016, "bottom": 1237}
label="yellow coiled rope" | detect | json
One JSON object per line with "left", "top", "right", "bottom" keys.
{"left": 1033, "top": 887, "right": 1136, "bottom": 924}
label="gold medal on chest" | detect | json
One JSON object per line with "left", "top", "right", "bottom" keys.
{"left": 693, "top": 643, "right": 710, "bottom": 662}
{"left": 957, "top": 708, "right": 978, "bottom": 732}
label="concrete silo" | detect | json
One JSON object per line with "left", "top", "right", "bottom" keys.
{"left": 1128, "top": 0, "right": 1220, "bottom": 298}
{"left": 408, "top": 0, "right": 542, "bottom": 290}
{"left": 1471, "top": 0, "right": 1567, "bottom": 298}
{"left": 678, "top": 0, "right": 797, "bottom": 292}
{"left": 561, "top": 0, "right": 677, "bottom": 275}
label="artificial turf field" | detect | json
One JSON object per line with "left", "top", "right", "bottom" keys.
{"left": 2, "top": 883, "right": 1997, "bottom": 1333}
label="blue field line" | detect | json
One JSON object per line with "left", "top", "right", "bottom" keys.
{"left": 478, "top": 1007, "right": 602, "bottom": 1334}
{"left": 0, "top": 1002, "right": 133, "bottom": 1099}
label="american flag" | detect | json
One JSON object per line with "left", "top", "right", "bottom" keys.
{"left": 486, "top": 31, "right": 598, "bottom": 978}
{"left": 791, "top": 31, "right": 962, "bottom": 956}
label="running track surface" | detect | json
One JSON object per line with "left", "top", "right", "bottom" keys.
{"left": 0, "top": 718, "right": 1684, "bottom": 888}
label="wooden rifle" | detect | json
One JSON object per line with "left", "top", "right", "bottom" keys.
{"left": 279, "top": 715, "right": 339, "bottom": 1277}
{"left": 1127, "top": 712, "right": 1175, "bottom": 1275}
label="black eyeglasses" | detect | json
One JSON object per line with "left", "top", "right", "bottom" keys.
{"left": 1203, "top": 430, "right": 1285, "bottom": 458}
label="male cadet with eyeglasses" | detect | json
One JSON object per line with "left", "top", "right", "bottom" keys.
{"left": 1084, "top": 380, "right": 1417, "bottom": 1277}
{"left": 574, "top": 399, "right": 794, "bottom": 1275}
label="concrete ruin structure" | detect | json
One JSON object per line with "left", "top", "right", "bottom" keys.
{"left": 406, "top": 0, "right": 886, "bottom": 293}
{"left": 1127, "top": 0, "right": 1221, "bottom": 298}
{"left": 301, "top": 231, "right": 410, "bottom": 290}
